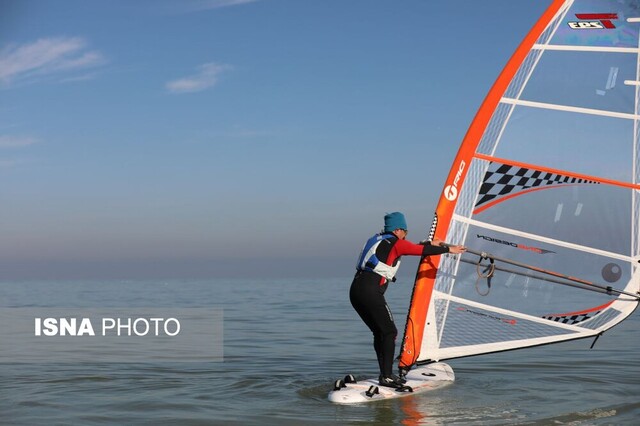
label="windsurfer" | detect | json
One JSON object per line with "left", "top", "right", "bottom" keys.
{"left": 350, "top": 211, "right": 466, "bottom": 388}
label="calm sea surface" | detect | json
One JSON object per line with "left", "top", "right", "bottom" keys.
{"left": 1, "top": 278, "right": 638, "bottom": 425}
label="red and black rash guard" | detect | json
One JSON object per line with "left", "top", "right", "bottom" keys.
{"left": 372, "top": 234, "right": 450, "bottom": 286}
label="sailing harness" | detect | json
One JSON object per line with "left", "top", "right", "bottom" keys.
{"left": 356, "top": 233, "right": 401, "bottom": 282}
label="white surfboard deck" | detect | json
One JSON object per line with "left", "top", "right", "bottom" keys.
{"left": 328, "top": 362, "right": 454, "bottom": 404}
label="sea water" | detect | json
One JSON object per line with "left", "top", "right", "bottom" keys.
{"left": 1, "top": 278, "right": 638, "bottom": 425}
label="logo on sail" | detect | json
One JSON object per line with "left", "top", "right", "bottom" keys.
{"left": 477, "top": 234, "right": 555, "bottom": 255}
{"left": 568, "top": 13, "right": 617, "bottom": 29}
{"left": 444, "top": 160, "right": 466, "bottom": 201}
{"left": 456, "top": 307, "right": 517, "bottom": 326}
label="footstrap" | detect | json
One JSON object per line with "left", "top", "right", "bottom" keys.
{"left": 395, "top": 385, "right": 413, "bottom": 393}
{"left": 333, "top": 379, "right": 346, "bottom": 391}
{"left": 365, "top": 385, "right": 379, "bottom": 398}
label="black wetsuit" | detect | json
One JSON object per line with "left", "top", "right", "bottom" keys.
{"left": 350, "top": 234, "right": 449, "bottom": 377}
{"left": 350, "top": 270, "right": 397, "bottom": 376}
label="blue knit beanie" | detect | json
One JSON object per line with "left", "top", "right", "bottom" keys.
{"left": 384, "top": 212, "right": 407, "bottom": 233}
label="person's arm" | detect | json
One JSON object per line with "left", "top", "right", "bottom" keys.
{"left": 429, "top": 238, "right": 466, "bottom": 254}
{"left": 394, "top": 238, "right": 466, "bottom": 257}
{"left": 421, "top": 241, "right": 450, "bottom": 256}
{"left": 394, "top": 239, "right": 449, "bottom": 256}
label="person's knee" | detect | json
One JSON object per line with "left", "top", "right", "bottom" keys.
{"left": 381, "top": 325, "right": 397, "bottom": 339}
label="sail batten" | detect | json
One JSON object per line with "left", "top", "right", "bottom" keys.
{"left": 500, "top": 97, "right": 640, "bottom": 120}
{"left": 454, "top": 214, "right": 638, "bottom": 263}
{"left": 399, "top": 0, "right": 640, "bottom": 371}
{"left": 436, "top": 292, "right": 602, "bottom": 332}
{"left": 533, "top": 44, "right": 640, "bottom": 53}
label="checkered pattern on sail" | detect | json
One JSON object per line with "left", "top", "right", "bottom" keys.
{"left": 542, "top": 310, "right": 601, "bottom": 325}
{"left": 475, "top": 163, "right": 599, "bottom": 208}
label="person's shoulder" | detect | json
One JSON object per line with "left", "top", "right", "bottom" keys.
{"left": 379, "top": 233, "right": 398, "bottom": 243}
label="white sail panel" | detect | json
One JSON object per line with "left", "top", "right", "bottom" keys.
{"left": 400, "top": 0, "right": 640, "bottom": 369}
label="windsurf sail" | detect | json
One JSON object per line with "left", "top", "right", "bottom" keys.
{"left": 399, "top": 0, "right": 640, "bottom": 369}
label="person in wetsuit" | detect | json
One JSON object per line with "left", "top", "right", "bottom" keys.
{"left": 350, "top": 211, "right": 466, "bottom": 388}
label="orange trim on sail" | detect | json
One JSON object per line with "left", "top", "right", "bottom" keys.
{"left": 471, "top": 153, "right": 640, "bottom": 214}
{"left": 398, "top": 0, "right": 568, "bottom": 369}
{"left": 473, "top": 184, "right": 581, "bottom": 215}
{"left": 545, "top": 301, "right": 614, "bottom": 318}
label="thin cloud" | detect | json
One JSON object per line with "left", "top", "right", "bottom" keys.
{"left": 0, "top": 135, "right": 38, "bottom": 148}
{"left": 187, "top": 0, "right": 259, "bottom": 11}
{"left": 59, "top": 72, "right": 101, "bottom": 83}
{"left": 166, "top": 63, "right": 232, "bottom": 94}
{"left": 0, "top": 37, "right": 106, "bottom": 87}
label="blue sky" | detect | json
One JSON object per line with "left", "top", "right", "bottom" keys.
{"left": 0, "top": 0, "right": 552, "bottom": 280}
